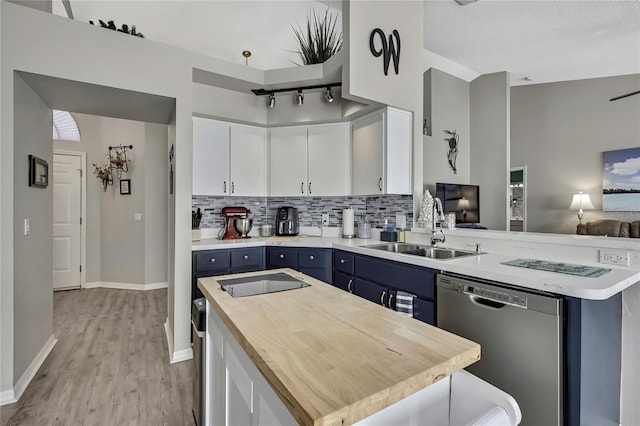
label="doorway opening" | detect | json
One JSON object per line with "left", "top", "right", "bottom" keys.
{"left": 510, "top": 166, "right": 526, "bottom": 232}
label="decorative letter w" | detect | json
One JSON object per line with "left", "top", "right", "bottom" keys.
{"left": 369, "top": 28, "right": 401, "bottom": 76}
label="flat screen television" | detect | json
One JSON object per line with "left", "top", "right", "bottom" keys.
{"left": 435, "top": 183, "right": 480, "bottom": 224}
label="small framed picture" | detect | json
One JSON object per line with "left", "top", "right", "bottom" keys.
{"left": 120, "top": 179, "right": 131, "bottom": 195}
{"left": 28, "top": 155, "right": 48, "bottom": 188}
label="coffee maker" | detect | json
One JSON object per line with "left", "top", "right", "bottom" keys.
{"left": 221, "top": 206, "right": 250, "bottom": 240}
{"left": 275, "top": 206, "right": 299, "bottom": 236}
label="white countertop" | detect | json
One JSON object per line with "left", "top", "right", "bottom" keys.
{"left": 192, "top": 233, "right": 640, "bottom": 300}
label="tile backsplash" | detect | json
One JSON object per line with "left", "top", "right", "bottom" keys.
{"left": 192, "top": 194, "right": 413, "bottom": 230}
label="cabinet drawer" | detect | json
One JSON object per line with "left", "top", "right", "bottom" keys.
{"left": 231, "top": 248, "right": 264, "bottom": 272}
{"left": 267, "top": 247, "right": 298, "bottom": 268}
{"left": 195, "top": 250, "right": 231, "bottom": 273}
{"left": 333, "top": 250, "right": 354, "bottom": 275}
{"left": 298, "top": 248, "right": 330, "bottom": 268}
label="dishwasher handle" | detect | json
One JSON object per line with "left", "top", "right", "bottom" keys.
{"left": 467, "top": 294, "right": 507, "bottom": 310}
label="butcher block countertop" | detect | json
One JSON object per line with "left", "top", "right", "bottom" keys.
{"left": 198, "top": 268, "right": 481, "bottom": 426}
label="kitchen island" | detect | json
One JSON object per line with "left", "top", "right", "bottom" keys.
{"left": 198, "top": 268, "right": 481, "bottom": 425}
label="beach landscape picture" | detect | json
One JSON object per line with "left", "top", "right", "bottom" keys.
{"left": 603, "top": 147, "right": 640, "bottom": 212}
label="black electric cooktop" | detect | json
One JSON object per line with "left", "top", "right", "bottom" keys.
{"left": 218, "top": 273, "right": 310, "bottom": 298}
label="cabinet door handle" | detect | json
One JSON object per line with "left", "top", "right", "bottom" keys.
{"left": 340, "top": 259, "right": 345, "bottom": 264}
{"left": 309, "top": 255, "right": 314, "bottom": 261}
{"left": 279, "top": 254, "right": 285, "bottom": 259}
{"left": 223, "top": 181, "right": 227, "bottom": 193}
{"left": 347, "top": 279, "right": 353, "bottom": 293}
{"left": 232, "top": 182, "right": 235, "bottom": 194}
{"left": 378, "top": 177, "right": 383, "bottom": 191}
{"left": 301, "top": 182, "right": 304, "bottom": 194}
{"left": 243, "top": 255, "right": 249, "bottom": 260}
{"left": 381, "top": 291, "right": 387, "bottom": 306}
{"left": 210, "top": 258, "right": 216, "bottom": 263}
{"left": 388, "top": 293, "right": 394, "bottom": 309}
{"left": 308, "top": 182, "right": 312, "bottom": 194}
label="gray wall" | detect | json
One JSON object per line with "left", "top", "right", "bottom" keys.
{"left": 13, "top": 74, "right": 53, "bottom": 383}
{"left": 423, "top": 68, "right": 471, "bottom": 187}
{"left": 511, "top": 74, "right": 640, "bottom": 234}
{"left": 53, "top": 113, "right": 102, "bottom": 283}
{"left": 98, "top": 118, "right": 146, "bottom": 284}
{"left": 144, "top": 122, "right": 168, "bottom": 284}
{"left": 470, "top": 72, "right": 510, "bottom": 231}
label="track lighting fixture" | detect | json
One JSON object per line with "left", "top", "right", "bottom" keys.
{"left": 251, "top": 82, "right": 341, "bottom": 108}
{"left": 324, "top": 86, "right": 334, "bottom": 103}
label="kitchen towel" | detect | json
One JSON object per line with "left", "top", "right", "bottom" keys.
{"left": 342, "top": 207, "right": 355, "bottom": 237}
{"left": 395, "top": 291, "right": 415, "bottom": 317}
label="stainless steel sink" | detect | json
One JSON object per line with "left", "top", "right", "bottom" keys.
{"left": 363, "top": 243, "right": 483, "bottom": 260}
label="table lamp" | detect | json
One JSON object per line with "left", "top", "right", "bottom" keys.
{"left": 569, "top": 192, "right": 595, "bottom": 224}
{"left": 458, "top": 197, "right": 470, "bottom": 223}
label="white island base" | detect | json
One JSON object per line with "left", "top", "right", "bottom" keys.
{"left": 204, "top": 300, "right": 521, "bottom": 426}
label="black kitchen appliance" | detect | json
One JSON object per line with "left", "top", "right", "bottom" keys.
{"left": 275, "top": 206, "right": 299, "bottom": 236}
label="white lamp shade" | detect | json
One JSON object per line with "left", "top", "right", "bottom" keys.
{"left": 458, "top": 197, "right": 471, "bottom": 209}
{"left": 569, "top": 192, "right": 595, "bottom": 210}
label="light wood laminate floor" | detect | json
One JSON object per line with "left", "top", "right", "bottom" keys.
{"left": 1, "top": 288, "right": 193, "bottom": 426}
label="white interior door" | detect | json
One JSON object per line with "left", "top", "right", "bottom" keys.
{"left": 53, "top": 154, "right": 82, "bottom": 290}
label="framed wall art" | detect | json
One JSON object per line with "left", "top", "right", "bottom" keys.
{"left": 120, "top": 179, "right": 131, "bottom": 195}
{"left": 602, "top": 147, "right": 640, "bottom": 211}
{"left": 28, "top": 155, "right": 48, "bottom": 188}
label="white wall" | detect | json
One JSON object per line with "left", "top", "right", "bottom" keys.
{"left": 511, "top": 74, "right": 640, "bottom": 234}
{"left": 423, "top": 68, "right": 471, "bottom": 188}
{"left": 470, "top": 72, "right": 510, "bottom": 231}
{"left": 622, "top": 284, "right": 640, "bottom": 426}
{"left": 12, "top": 74, "right": 54, "bottom": 385}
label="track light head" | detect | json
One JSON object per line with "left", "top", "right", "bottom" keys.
{"left": 267, "top": 93, "right": 275, "bottom": 108}
{"left": 295, "top": 89, "right": 304, "bottom": 106}
{"left": 324, "top": 87, "right": 334, "bottom": 103}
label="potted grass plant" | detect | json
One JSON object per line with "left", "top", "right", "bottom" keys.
{"left": 291, "top": 8, "right": 342, "bottom": 65}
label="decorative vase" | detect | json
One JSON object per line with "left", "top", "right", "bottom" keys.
{"left": 417, "top": 189, "right": 434, "bottom": 228}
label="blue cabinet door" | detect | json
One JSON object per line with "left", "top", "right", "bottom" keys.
{"left": 333, "top": 271, "right": 354, "bottom": 293}
{"left": 413, "top": 296, "right": 435, "bottom": 326}
{"left": 354, "top": 278, "right": 388, "bottom": 307}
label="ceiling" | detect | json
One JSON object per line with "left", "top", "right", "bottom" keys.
{"left": 55, "top": 1, "right": 640, "bottom": 86}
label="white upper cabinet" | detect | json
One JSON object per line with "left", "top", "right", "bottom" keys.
{"left": 269, "top": 123, "right": 350, "bottom": 197}
{"left": 192, "top": 117, "right": 266, "bottom": 197}
{"left": 307, "top": 123, "right": 350, "bottom": 196}
{"left": 230, "top": 124, "right": 266, "bottom": 196}
{"left": 352, "top": 107, "right": 412, "bottom": 196}
{"left": 193, "top": 117, "right": 229, "bottom": 196}
{"left": 269, "top": 126, "right": 308, "bottom": 196}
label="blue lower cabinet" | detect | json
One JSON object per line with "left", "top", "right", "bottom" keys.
{"left": 333, "top": 271, "right": 354, "bottom": 293}
{"left": 266, "top": 247, "right": 332, "bottom": 284}
{"left": 413, "top": 297, "right": 435, "bottom": 326}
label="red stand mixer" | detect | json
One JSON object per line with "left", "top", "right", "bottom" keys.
{"left": 221, "top": 207, "right": 252, "bottom": 240}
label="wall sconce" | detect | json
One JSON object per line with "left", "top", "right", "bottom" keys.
{"left": 569, "top": 191, "right": 595, "bottom": 224}
{"left": 108, "top": 144, "right": 133, "bottom": 178}
{"left": 251, "top": 82, "right": 341, "bottom": 108}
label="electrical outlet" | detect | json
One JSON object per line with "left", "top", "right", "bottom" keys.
{"left": 24, "top": 218, "right": 30, "bottom": 236}
{"left": 599, "top": 249, "right": 630, "bottom": 266}
{"left": 321, "top": 214, "right": 329, "bottom": 226}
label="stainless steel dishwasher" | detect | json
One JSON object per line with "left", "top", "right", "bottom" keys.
{"left": 437, "top": 273, "right": 564, "bottom": 426}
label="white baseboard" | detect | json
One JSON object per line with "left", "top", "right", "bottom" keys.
{"left": 0, "top": 389, "right": 16, "bottom": 406}
{"left": 84, "top": 281, "right": 168, "bottom": 291}
{"left": 0, "top": 334, "right": 58, "bottom": 406}
{"left": 164, "top": 318, "right": 193, "bottom": 364}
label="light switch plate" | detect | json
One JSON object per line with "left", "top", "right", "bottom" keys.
{"left": 134, "top": 213, "right": 142, "bottom": 222}
{"left": 24, "top": 218, "right": 30, "bottom": 235}
{"left": 322, "top": 214, "right": 329, "bottom": 225}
